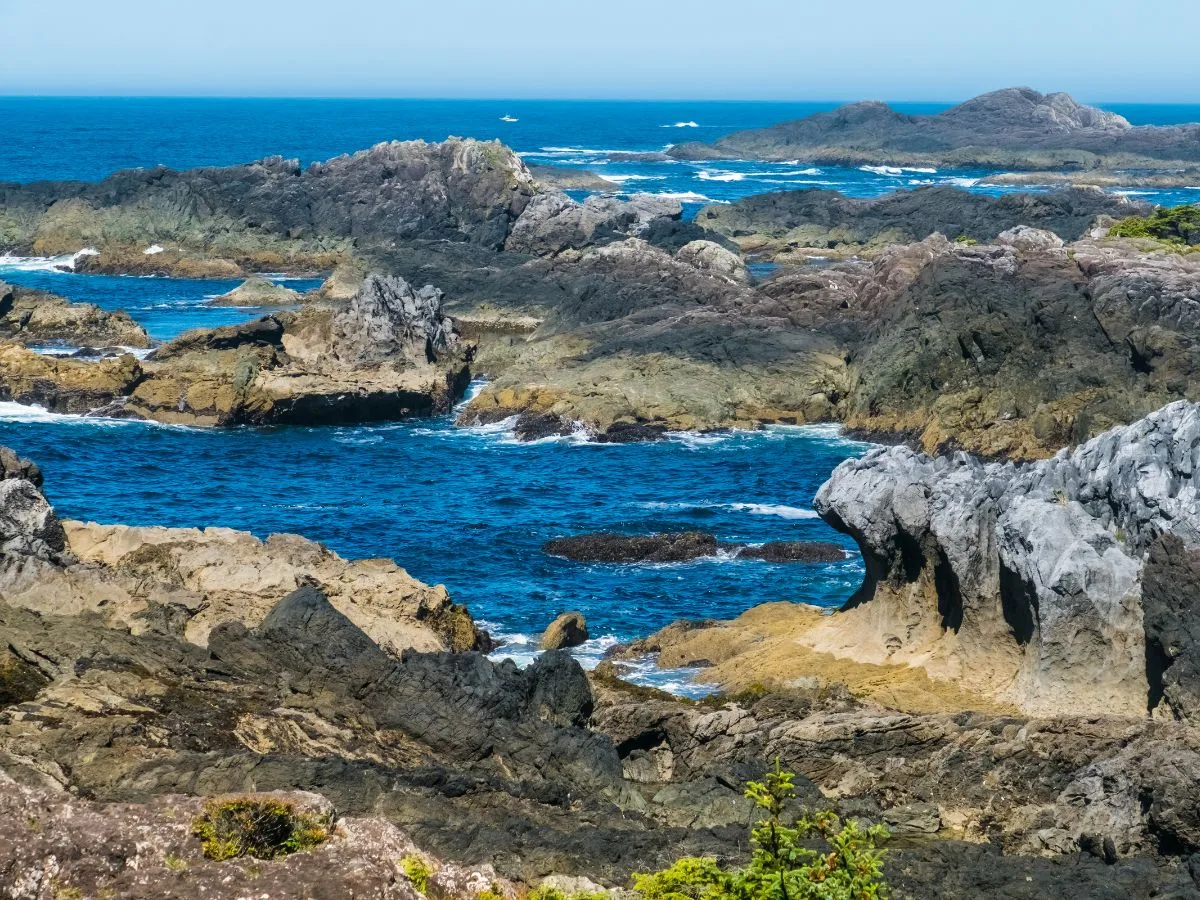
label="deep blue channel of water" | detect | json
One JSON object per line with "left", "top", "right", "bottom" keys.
{"left": 0, "top": 262, "right": 869, "bottom": 692}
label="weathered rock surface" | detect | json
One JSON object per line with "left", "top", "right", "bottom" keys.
{"left": 669, "top": 87, "right": 1200, "bottom": 170}
{"left": 697, "top": 185, "right": 1145, "bottom": 260}
{"left": 0, "top": 780, "right": 517, "bottom": 900}
{"left": 540, "top": 611, "right": 590, "bottom": 650}
{"left": 0, "top": 279, "right": 150, "bottom": 348}
{"left": 505, "top": 192, "right": 684, "bottom": 256}
{"left": 543, "top": 532, "right": 844, "bottom": 564}
{"left": 810, "top": 400, "right": 1200, "bottom": 718}
{"left": 0, "top": 447, "right": 482, "bottom": 653}
{"left": 209, "top": 275, "right": 302, "bottom": 307}
{"left": 0, "top": 273, "right": 474, "bottom": 426}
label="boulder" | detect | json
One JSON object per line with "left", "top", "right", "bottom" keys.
{"left": 540, "top": 612, "right": 590, "bottom": 650}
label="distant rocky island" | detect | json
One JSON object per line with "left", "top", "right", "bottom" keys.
{"left": 669, "top": 87, "right": 1200, "bottom": 180}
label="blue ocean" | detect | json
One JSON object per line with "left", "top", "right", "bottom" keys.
{"left": 1, "top": 99, "right": 1197, "bottom": 692}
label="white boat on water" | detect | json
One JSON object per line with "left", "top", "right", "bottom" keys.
{"left": 500, "top": 115, "right": 518, "bottom": 122}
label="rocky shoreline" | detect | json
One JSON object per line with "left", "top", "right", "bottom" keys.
{"left": 7, "top": 433, "right": 1200, "bottom": 897}
{"left": 1, "top": 132, "right": 1197, "bottom": 456}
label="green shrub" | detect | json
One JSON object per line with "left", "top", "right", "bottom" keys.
{"left": 401, "top": 855, "right": 434, "bottom": 894}
{"left": 632, "top": 761, "right": 889, "bottom": 900}
{"left": 191, "top": 797, "right": 329, "bottom": 861}
{"left": 1109, "top": 205, "right": 1200, "bottom": 245}
{"left": 527, "top": 887, "right": 609, "bottom": 900}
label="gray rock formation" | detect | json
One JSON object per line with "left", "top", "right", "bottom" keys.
{"left": 813, "top": 400, "right": 1200, "bottom": 718}
{"left": 0, "top": 280, "right": 150, "bottom": 348}
{"left": 505, "top": 191, "right": 683, "bottom": 256}
{"left": 330, "top": 274, "right": 461, "bottom": 368}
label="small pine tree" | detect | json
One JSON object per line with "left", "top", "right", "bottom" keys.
{"left": 632, "top": 761, "right": 889, "bottom": 900}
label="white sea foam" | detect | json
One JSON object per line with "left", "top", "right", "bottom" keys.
{"left": 1115, "top": 189, "right": 1156, "bottom": 196}
{"left": 598, "top": 173, "right": 665, "bottom": 184}
{"left": 29, "top": 345, "right": 154, "bottom": 361}
{"left": 537, "top": 146, "right": 629, "bottom": 156}
{"left": 697, "top": 170, "right": 744, "bottom": 182}
{"left": 483, "top": 627, "right": 714, "bottom": 697}
{"left": 860, "top": 165, "right": 938, "bottom": 176}
{"left": 947, "top": 177, "right": 981, "bottom": 188}
{"left": 636, "top": 499, "right": 820, "bottom": 520}
{"left": 664, "top": 121, "right": 699, "bottom": 128}
{"left": 728, "top": 502, "right": 820, "bottom": 520}
{"left": 649, "top": 191, "right": 720, "bottom": 203}
{"left": 0, "top": 252, "right": 77, "bottom": 272}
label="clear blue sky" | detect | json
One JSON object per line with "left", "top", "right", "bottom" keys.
{"left": 3, "top": 0, "right": 1198, "bottom": 102}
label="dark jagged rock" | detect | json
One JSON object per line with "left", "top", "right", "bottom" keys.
{"left": 737, "top": 541, "right": 844, "bottom": 563}
{"left": 330, "top": 274, "right": 460, "bottom": 367}
{"left": 669, "top": 87, "right": 1200, "bottom": 169}
{"left": 545, "top": 532, "right": 721, "bottom": 563}
{"left": 0, "top": 140, "right": 539, "bottom": 271}
{"left": 698, "top": 185, "right": 1148, "bottom": 257}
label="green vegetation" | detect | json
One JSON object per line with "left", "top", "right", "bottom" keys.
{"left": 164, "top": 852, "right": 189, "bottom": 872}
{"left": 953, "top": 234, "right": 979, "bottom": 245}
{"left": 527, "top": 887, "right": 609, "bottom": 900}
{"left": 632, "top": 761, "right": 890, "bottom": 900}
{"left": 191, "top": 797, "right": 329, "bottom": 861}
{"left": 401, "top": 854, "right": 434, "bottom": 894}
{"left": 1109, "top": 204, "right": 1200, "bottom": 245}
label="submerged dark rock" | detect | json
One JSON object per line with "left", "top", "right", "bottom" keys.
{"left": 543, "top": 532, "right": 844, "bottom": 564}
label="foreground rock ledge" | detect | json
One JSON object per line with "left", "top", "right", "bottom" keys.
{"left": 6, "top": 444, "right": 1200, "bottom": 894}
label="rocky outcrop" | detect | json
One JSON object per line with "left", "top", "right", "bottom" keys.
{"left": 543, "top": 532, "right": 844, "bottom": 564}
{"left": 505, "top": 192, "right": 684, "bottom": 256}
{"left": 0, "top": 280, "right": 150, "bottom": 348}
{"left": 809, "top": 401, "right": 1200, "bottom": 719}
{"left": 696, "top": 185, "right": 1146, "bottom": 260}
{"left": 0, "top": 447, "right": 482, "bottom": 653}
{"left": 0, "top": 139, "right": 539, "bottom": 275}
{"left": 0, "top": 273, "right": 474, "bottom": 426}
{"left": 209, "top": 275, "right": 302, "bottom": 307}
{"left": 327, "top": 274, "right": 460, "bottom": 368}
{"left": 832, "top": 233, "right": 1200, "bottom": 458}
{"left": 669, "top": 87, "right": 1200, "bottom": 169}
